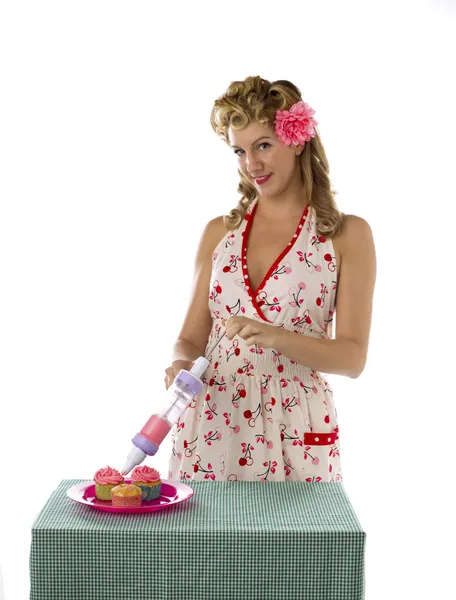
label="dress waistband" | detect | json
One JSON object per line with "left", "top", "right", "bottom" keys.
{"left": 207, "top": 340, "right": 328, "bottom": 385}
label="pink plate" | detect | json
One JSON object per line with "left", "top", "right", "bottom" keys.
{"left": 67, "top": 479, "right": 194, "bottom": 514}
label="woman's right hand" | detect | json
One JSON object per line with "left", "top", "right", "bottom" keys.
{"left": 164, "top": 360, "right": 195, "bottom": 390}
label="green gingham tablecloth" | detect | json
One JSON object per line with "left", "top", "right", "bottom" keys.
{"left": 30, "top": 479, "right": 366, "bottom": 600}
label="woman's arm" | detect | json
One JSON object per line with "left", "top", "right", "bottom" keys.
{"left": 273, "top": 215, "right": 377, "bottom": 378}
{"left": 273, "top": 335, "right": 363, "bottom": 379}
{"left": 170, "top": 216, "right": 228, "bottom": 363}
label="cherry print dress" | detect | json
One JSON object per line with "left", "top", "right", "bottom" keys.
{"left": 167, "top": 197, "right": 342, "bottom": 483}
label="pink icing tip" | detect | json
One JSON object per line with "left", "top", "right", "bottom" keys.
{"left": 131, "top": 465, "right": 160, "bottom": 483}
{"left": 94, "top": 466, "right": 124, "bottom": 485}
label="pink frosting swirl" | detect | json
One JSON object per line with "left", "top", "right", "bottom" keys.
{"left": 131, "top": 465, "right": 160, "bottom": 483}
{"left": 94, "top": 466, "right": 124, "bottom": 485}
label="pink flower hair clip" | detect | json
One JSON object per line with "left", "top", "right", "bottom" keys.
{"left": 274, "top": 100, "right": 318, "bottom": 147}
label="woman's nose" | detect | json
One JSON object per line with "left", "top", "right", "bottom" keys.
{"left": 245, "top": 152, "right": 262, "bottom": 172}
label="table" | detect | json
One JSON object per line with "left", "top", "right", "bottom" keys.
{"left": 30, "top": 479, "right": 366, "bottom": 599}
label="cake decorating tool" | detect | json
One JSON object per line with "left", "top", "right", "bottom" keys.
{"left": 121, "top": 329, "right": 227, "bottom": 476}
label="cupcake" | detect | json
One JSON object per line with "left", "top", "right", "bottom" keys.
{"left": 110, "top": 484, "right": 142, "bottom": 507}
{"left": 94, "top": 466, "right": 124, "bottom": 500}
{"left": 131, "top": 465, "right": 162, "bottom": 500}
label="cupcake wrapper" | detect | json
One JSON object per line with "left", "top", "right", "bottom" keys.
{"left": 111, "top": 494, "right": 142, "bottom": 507}
{"left": 132, "top": 482, "right": 162, "bottom": 501}
{"left": 95, "top": 483, "right": 117, "bottom": 501}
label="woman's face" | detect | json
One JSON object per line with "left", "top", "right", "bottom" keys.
{"left": 228, "top": 121, "right": 303, "bottom": 197}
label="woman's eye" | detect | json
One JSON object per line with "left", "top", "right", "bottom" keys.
{"left": 234, "top": 143, "right": 270, "bottom": 156}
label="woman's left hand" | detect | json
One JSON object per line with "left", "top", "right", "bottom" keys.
{"left": 222, "top": 316, "right": 279, "bottom": 350}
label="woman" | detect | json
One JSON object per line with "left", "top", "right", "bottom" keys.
{"left": 165, "top": 76, "right": 377, "bottom": 482}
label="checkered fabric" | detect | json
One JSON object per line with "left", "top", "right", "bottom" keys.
{"left": 30, "top": 480, "right": 366, "bottom": 600}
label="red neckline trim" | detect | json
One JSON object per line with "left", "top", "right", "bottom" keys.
{"left": 241, "top": 201, "right": 310, "bottom": 322}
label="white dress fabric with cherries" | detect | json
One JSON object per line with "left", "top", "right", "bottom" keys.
{"left": 168, "top": 197, "right": 342, "bottom": 483}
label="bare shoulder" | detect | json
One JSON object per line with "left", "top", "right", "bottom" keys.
{"left": 338, "top": 213, "right": 373, "bottom": 239}
{"left": 205, "top": 215, "right": 230, "bottom": 246}
{"left": 206, "top": 215, "right": 229, "bottom": 238}
{"left": 336, "top": 213, "right": 375, "bottom": 257}
{"left": 196, "top": 215, "right": 230, "bottom": 260}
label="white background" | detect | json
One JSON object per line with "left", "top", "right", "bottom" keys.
{"left": 1, "top": 1, "right": 455, "bottom": 598}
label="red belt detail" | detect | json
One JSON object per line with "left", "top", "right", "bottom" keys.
{"left": 304, "top": 426, "right": 339, "bottom": 446}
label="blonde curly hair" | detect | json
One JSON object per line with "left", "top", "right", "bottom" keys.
{"left": 210, "top": 76, "right": 344, "bottom": 238}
